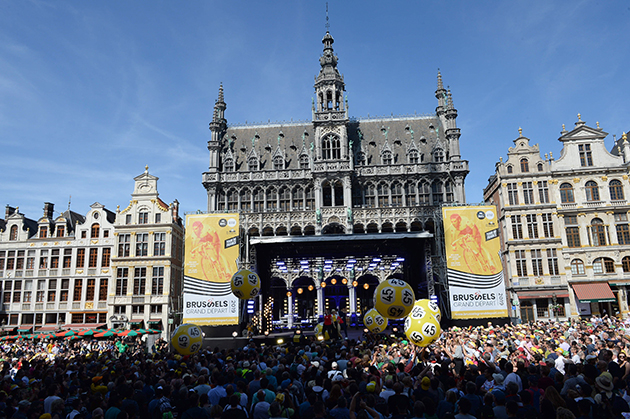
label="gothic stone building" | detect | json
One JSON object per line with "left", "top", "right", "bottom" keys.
{"left": 202, "top": 31, "right": 469, "bottom": 326}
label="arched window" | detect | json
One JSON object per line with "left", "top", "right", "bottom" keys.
{"left": 610, "top": 180, "right": 625, "bottom": 201}
{"left": 9, "top": 225, "right": 18, "bottom": 241}
{"left": 299, "top": 154, "right": 310, "bottom": 169}
{"left": 537, "top": 163, "right": 544, "bottom": 172}
{"left": 560, "top": 183, "right": 575, "bottom": 203}
{"left": 253, "top": 188, "right": 264, "bottom": 212}
{"left": 273, "top": 155, "right": 284, "bottom": 170}
{"left": 419, "top": 182, "right": 430, "bottom": 204}
{"left": 591, "top": 218, "right": 607, "bottom": 246}
{"left": 377, "top": 183, "right": 389, "bottom": 207}
{"left": 227, "top": 189, "right": 238, "bottom": 210}
{"left": 322, "top": 181, "right": 333, "bottom": 207}
{"left": 279, "top": 187, "right": 290, "bottom": 211}
{"left": 292, "top": 187, "right": 304, "bottom": 210}
{"left": 91, "top": 223, "right": 100, "bottom": 238}
{"left": 216, "top": 190, "right": 226, "bottom": 211}
{"left": 404, "top": 182, "right": 417, "bottom": 206}
{"left": 224, "top": 158, "right": 234, "bottom": 172}
{"left": 365, "top": 184, "right": 376, "bottom": 208}
{"left": 507, "top": 166, "right": 513, "bottom": 174}
{"left": 593, "top": 257, "right": 615, "bottom": 274}
{"left": 266, "top": 188, "right": 278, "bottom": 211}
{"left": 431, "top": 181, "right": 443, "bottom": 204}
{"left": 623, "top": 256, "right": 630, "bottom": 273}
{"left": 409, "top": 150, "right": 419, "bottom": 164}
{"left": 520, "top": 158, "right": 529, "bottom": 173}
{"left": 433, "top": 149, "right": 444, "bottom": 163}
{"left": 240, "top": 189, "right": 252, "bottom": 212}
{"left": 248, "top": 156, "right": 258, "bottom": 171}
{"left": 570, "top": 259, "right": 585, "bottom": 275}
{"left": 391, "top": 183, "right": 403, "bottom": 206}
{"left": 322, "top": 135, "right": 341, "bottom": 160}
{"left": 382, "top": 150, "right": 392, "bottom": 165}
{"left": 305, "top": 186, "right": 315, "bottom": 210}
{"left": 445, "top": 181, "right": 454, "bottom": 202}
{"left": 585, "top": 181, "right": 600, "bottom": 201}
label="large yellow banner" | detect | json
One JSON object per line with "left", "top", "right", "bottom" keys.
{"left": 185, "top": 213, "right": 239, "bottom": 283}
{"left": 443, "top": 206, "right": 508, "bottom": 319}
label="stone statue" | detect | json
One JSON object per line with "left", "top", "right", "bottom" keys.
{"left": 316, "top": 208, "right": 322, "bottom": 224}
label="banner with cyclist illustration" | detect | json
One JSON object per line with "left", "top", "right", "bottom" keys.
{"left": 183, "top": 213, "right": 240, "bottom": 325}
{"left": 443, "top": 206, "right": 508, "bottom": 319}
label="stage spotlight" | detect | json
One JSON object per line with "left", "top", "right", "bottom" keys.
{"left": 232, "top": 331, "right": 238, "bottom": 338}
{"left": 331, "top": 278, "right": 337, "bottom": 285}
{"left": 363, "top": 328, "right": 369, "bottom": 334}
{"left": 308, "top": 285, "right": 314, "bottom": 291}
{"left": 363, "top": 283, "right": 369, "bottom": 289}
{"left": 295, "top": 329, "right": 301, "bottom": 335}
{"left": 264, "top": 331, "right": 269, "bottom": 336}
{"left": 352, "top": 281, "right": 358, "bottom": 287}
{"left": 277, "top": 338, "right": 284, "bottom": 344}
{"left": 392, "top": 327, "right": 398, "bottom": 333}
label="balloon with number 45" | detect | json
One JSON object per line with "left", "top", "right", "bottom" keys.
{"left": 403, "top": 299, "right": 442, "bottom": 347}
{"left": 373, "top": 278, "right": 415, "bottom": 319}
{"left": 171, "top": 324, "right": 203, "bottom": 356}
{"left": 364, "top": 308, "right": 388, "bottom": 333}
{"left": 231, "top": 268, "right": 261, "bottom": 300}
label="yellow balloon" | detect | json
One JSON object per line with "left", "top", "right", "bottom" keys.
{"left": 373, "top": 278, "right": 415, "bottom": 319}
{"left": 404, "top": 311, "right": 441, "bottom": 347}
{"left": 171, "top": 324, "right": 203, "bottom": 355}
{"left": 411, "top": 299, "right": 442, "bottom": 322}
{"left": 363, "top": 308, "right": 388, "bottom": 333}
{"left": 231, "top": 269, "right": 261, "bottom": 300}
{"left": 314, "top": 323, "right": 330, "bottom": 340}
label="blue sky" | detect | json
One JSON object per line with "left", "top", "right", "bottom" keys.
{"left": 2, "top": 1, "right": 630, "bottom": 219}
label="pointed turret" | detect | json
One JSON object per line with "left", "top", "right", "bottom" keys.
{"left": 314, "top": 31, "right": 346, "bottom": 118}
{"left": 208, "top": 84, "right": 227, "bottom": 173}
{"left": 435, "top": 70, "right": 447, "bottom": 112}
{"left": 623, "top": 132, "right": 630, "bottom": 164}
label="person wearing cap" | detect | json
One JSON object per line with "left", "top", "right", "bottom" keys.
{"left": 554, "top": 347, "right": 566, "bottom": 375}
{"left": 328, "top": 362, "right": 342, "bottom": 380}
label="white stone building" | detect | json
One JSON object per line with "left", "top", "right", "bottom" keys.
{"left": 485, "top": 117, "right": 630, "bottom": 321}
{"left": 111, "top": 167, "right": 184, "bottom": 335}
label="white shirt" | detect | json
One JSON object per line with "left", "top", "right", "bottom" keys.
{"left": 555, "top": 355, "right": 566, "bottom": 375}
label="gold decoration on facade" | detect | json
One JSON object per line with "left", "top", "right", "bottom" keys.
{"left": 573, "top": 178, "right": 580, "bottom": 184}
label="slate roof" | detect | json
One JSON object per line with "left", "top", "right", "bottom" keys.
{"left": 220, "top": 114, "right": 444, "bottom": 171}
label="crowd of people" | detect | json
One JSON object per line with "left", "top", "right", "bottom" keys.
{"left": 1, "top": 315, "right": 630, "bottom": 419}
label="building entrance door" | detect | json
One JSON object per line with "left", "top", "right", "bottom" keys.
{"left": 520, "top": 301, "right": 534, "bottom": 323}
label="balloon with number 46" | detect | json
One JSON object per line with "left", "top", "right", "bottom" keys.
{"left": 373, "top": 278, "right": 415, "bottom": 319}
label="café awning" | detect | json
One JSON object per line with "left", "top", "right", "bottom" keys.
{"left": 572, "top": 282, "right": 616, "bottom": 303}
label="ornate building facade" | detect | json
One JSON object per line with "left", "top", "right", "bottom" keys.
{"left": 0, "top": 202, "right": 115, "bottom": 331}
{"left": 201, "top": 31, "right": 469, "bottom": 325}
{"left": 111, "top": 167, "right": 184, "bottom": 336}
{"left": 485, "top": 117, "right": 630, "bottom": 321}
{"left": 0, "top": 169, "right": 183, "bottom": 335}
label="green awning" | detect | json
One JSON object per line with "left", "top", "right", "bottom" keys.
{"left": 147, "top": 320, "right": 162, "bottom": 325}
{"left": 17, "top": 328, "right": 32, "bottom": 333}
{"left": 129, "top": 321, "right": 143, "bottom": 325}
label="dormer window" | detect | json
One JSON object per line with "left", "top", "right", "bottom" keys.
{"left": 224, "top": 158, "right": 234, "bottom": 172}
{"left": 273, "top": 155, "right": 284, "bottom": 170}
{"left": 39, "top": 226, "right": 48, "bottom": 239}
{"left": 382, "top": 150, "right": 392, "bottom": 165}
{"left": 248, "top": 156, "right": 259, "bottom": 171}
{"left": 299, "top": 154, "right": 310, "bottom": 169}
{"left": 433, "top": 149, "right": 444, "bottom": 163}
{"left": 409, "top": 150, "right": 419, "bottom": 164}
{"left": 56, "top": 225, "right": 65, "bottom": 238}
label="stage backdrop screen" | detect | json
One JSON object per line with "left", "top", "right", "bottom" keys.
{"left": 443, "top": 206, "right": 508, "bottom": 319}
{"left": 183, "top": 213, "right": 240, "bottom": 325}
